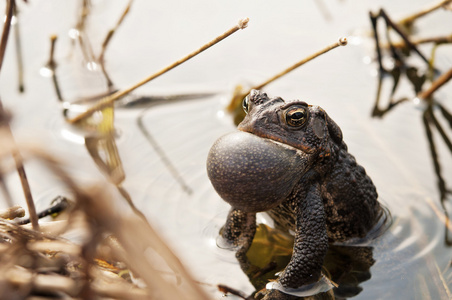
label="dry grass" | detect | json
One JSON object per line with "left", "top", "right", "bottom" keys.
{"left": 0, "top": 138, "right": 211, "bottom": 299}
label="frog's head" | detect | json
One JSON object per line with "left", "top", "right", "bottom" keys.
{"left": 238, "top": 89, "right": 343, "bottom": 156}
{"left": 206, "top": 90, "right": 343, "bottom": 213}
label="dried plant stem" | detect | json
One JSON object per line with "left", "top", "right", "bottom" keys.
{"left": 0, "top": 0, "right": 39, "bottom": 230}
{"left": 98, "top": 0, "right": 133, "bottom": 89}
{"left": 398, "top": 0, "right": 452, "bottom": 26}
{"left": 74, "top": 0, "right": 96, "bottom": 64}
{"left": 417, "top": 67, "right": 452, "bottom": 101}
{"left": 0, "top": 143, "right": 203, "bottom": 299}
{"left": 386, "top": 34, "right": 452, "bottom": 49}
{"left": 254, "top": 37, "right": 347, "bottom": 91}
{"left": 227, "top": 37, "right": 348, "bottom": 112}
{"left": 0, "top": 205, "right": 24, "bottom": 219}
{"left": 0, "top": 112, "right": 39, "bottom": 230}
{"left": 425, "top": 197, "right": 452, "bottom": 233}
{"left": 137, "top": 105, "right": 192, "bottom": 195}
{"left": 13, "top": 5, "right": 24, "bottom": 92}
{"left": 13, "top": 151, "right": 39, "bottom": 230}
{"left": 0, "top": 0, "right": 14, "bottom": 72}
{"left": 67, "top": 18, "right": 250, "bottom": 124}
{"left": 374, "top": 9, "right": 429, "bottom": 65}
{"left": 48, "top": 35, "right": 64, "bottom": 101}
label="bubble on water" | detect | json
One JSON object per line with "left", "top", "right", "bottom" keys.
{"left": 39, "top": 66, "right": 54, "bottom": 78}
{"left": 68, "top": 28, "right": 80, "bottom": 39}
{"left": 412, "top": 97, "right": 428, "bottom": 110}
{"left": 369, "top": 68, "right": 379, "bottom": 77}
{"left": 216, "top": 110, "right": 225, "bottom": 119}
{"left": 60, "top": 128, "right": 85, "bottom": 145}
{"left": 86, "top": 61, "right": 99, "bottom": 71}
{"left": 348, "top": 35, "right": 363, "bottom": 46}
{"left": 362, "top": 56, "right": 372, "bottom": 65}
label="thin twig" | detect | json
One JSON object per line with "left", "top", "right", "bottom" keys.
{"left": 386, "top": 34, "right": 452, "bottom": 49}
{"left": 254, "top": 37, "right": 347, "bottom": 91}
{"left": 47, "top": 35, "right": 64, "bottom": 101}
{"left": 0, "top": 205, "right": 24, "bottom": 220}
{"left": 378, "top": 9, "right": 430, "bottom": 65}
{"left": 66, "top": 18, "right": 250, "bottom": 124}
{"left": 98, "top": 0, "right": 133, "bottom": 89}
{"left": 417, "top": 67, "right": 452, "bottom": 101}
{"left": 227, "top": 37, "right": 348, "bottom": 112}
{"left": 398, "top": 0, "right": 452, "bottom": 27}
{"left": 13, "top": 155, "right": 38, "bottom": 229}
{"left": 137, "top": 105, "right": 192, "bottom": 195}
{"left": 429, "top": 107, "right": 452, "bottom": 154}
{"left": 0, "top": 0, "right": 39, "bottom": 230}
{"left": 13, "top": 5, "right": 24, "bottom": 92}
{"left": 370, "top": 12, "right": 385, "bottom": 73}
{"left": 75, "top": 0, "right": 96, "bottom": 65}
{"left": 423, "top": 109, "right": 451, "bottom": 206}
{"left": 0, "top": 0, "right": 14, "bottom": 72}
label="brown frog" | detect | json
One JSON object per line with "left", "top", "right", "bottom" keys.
{"left": 206, "top": 90, "right": 384, "bottom": 298}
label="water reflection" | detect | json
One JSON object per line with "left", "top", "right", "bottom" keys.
{"left": 369, "top": 6, "right": 452, "bottom": 244}
{"left": 422, "top": 105, "right": 452, "bottom": 245}
{"left": 237, "top": 225, "right": 377, "bottom": 300}
{"left": 133, "top": 94, "right": 217, "bottom": 195}
{"left": 324, "top": 246, "right": 374, "bottom": 299}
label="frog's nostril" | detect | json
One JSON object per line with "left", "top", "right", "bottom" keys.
{"left": 249, "top": 89, "right": 260, "bottom": 101}
{"left": 250, "top": 89, "right": 258, "bottom": 95}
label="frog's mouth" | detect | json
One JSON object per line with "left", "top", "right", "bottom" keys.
{"left": 260, "top": 135, "right": 314, "bottom": 162}
{"left": 238, "top": 127, "right": 318, "bottom": 155}
{"left": 206, "top": 131, "right": 312, "bottom": 213}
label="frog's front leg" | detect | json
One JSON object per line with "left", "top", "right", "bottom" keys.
{"left": 221, "top": 208, "right": 257, "bottom": 271}
{"left": 278, "top": 182, "right": 328, "bottom": 288}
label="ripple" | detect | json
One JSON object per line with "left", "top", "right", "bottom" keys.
{"left": 97, "top": 93, "right": 452, "bottom": 297}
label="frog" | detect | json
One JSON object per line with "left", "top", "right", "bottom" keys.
{"left": 206, "top": 90, "right": 385, "bottom": 298}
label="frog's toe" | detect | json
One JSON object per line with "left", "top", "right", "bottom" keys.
{"left": 258, "top": 288, "right": 301, "bottom": 300}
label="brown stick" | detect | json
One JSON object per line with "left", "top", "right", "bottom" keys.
{"left": 0, "top": 205, "right": 24, "bottom": 219}
{"left": 226, "top": 37, "right": 348, "bottom": 112}
{"left": 385, "top": 34, "right": 452, "bottom": 49}
{"left": 254, "top": 37, "right": 347, "bottom": 91}
{"left": 0, "top": 0, "right": 39, "bottom": 230}
{"left": 47, "top": 35, "right": 64, "bottom": 101}
{"left": 98, "top": 0, "right": 134, "bottom": 89}
{"left": 398, "top": 0, "right": 452, "bottom": 26}
{"left": 417, "top": 67, "right": 452, "bottom": 101}
{"left": 67, "top": 18, "right": 249, "bottom": 124}
{"left": 13, "top": 5, "right": 24, "bottom": 92}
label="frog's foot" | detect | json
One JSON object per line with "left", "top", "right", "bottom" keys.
{"left": 256, "top": 288, "right": 300, "bottom": 300}
{"left": 216, "top": 232, "right": 240, "bottom": 250}
{"left": 259, "top": 275, "right": 335, "bottom": 299}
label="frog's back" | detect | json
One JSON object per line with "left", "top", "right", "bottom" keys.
{"left": 321, "top": 144, "right": 381, "bottom": 241}
{"left": 267, "top": 143, "right": 381, "bottom": 242}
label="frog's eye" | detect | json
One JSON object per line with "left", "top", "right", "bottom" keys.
{"left": 285, "top": 107, "right": 308, "bottom": 127}
{"left": 242, "top": 95, "right": 250, "bottom": 114}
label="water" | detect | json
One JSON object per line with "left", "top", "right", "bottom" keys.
{"left": 1, "top": 0, "right": 452, "bottom": 299}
